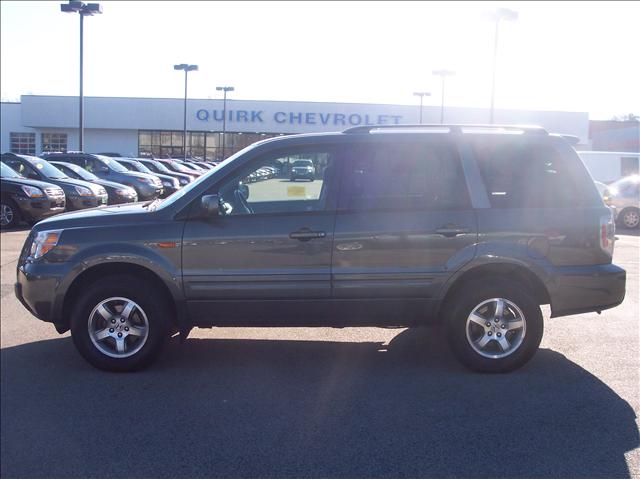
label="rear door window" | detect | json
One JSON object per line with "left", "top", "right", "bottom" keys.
{"left": 471, "top": 138, "right": 592, "bottom": 208}
{"left": 340, "top": 141, "right": 470, "bottom": 212}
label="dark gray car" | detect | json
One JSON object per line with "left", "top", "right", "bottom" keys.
{"left": 113, "top": 158, "right": 181, "bottom": 198}
{"left": 2, "top": 153, "right": 108, "bottom": 210}
{"left": 41, "top": 152, "right": 163, "bottom": 200}
{"left": 15, "top": 125, "right": 626, "bottom": 373}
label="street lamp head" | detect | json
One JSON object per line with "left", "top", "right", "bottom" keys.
{"left": 60, "top": 1, "right": 102, "bottom": 15}
{"left": 413, "top": 92, "right": 431, "bottom": 97}
{"left": 174, "top": 64, "right": 198, "bottom": 71}
{"left": 216, "top": 86, "right": 235, "bottom": 92}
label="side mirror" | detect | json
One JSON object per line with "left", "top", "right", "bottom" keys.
{"left": 238, "top": 184, "right": 249, "bottom": 201}
{"left": 200, "top": 194, "right": 220, "bottom": 217}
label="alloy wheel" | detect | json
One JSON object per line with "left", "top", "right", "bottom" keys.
{"left": 0, "top": 204, "right": 14, "bottom": 226}
{"left": 622, "top": 209, "right": 640, "bottom": 228}
{"left": 87, "top": 297, "right": 149, "bottom": 358}
{"left": 465, "top": 298, "right": 527, "bottom": 359}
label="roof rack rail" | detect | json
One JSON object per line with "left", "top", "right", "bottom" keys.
{"left": 342, "top": 124, "right": 548, "bottom": 135}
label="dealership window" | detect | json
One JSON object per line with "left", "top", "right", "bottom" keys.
{"left": 138, "top": 130, "right": 284, "bottom": 161}
{"left": 10, "top": 132, "right": 36, "bottom": 155}
{"left": 41, "top": 133, "right": 68, "bottom": 153}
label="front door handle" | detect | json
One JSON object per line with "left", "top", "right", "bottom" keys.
{"left": 289, "top": 229, "right": 327, "bottom": 242}
{"left": 435, "top": 226, "right": 470, "bottom": 238}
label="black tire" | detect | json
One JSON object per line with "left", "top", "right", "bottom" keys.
{"left": 0, "top": 199, "right": 21, "bottom": 229}
{"left": 445, "top": 278, "right": 543, "bottom": 373}
{"left": 70, "top": 275, "right": 170, "bottom": 372}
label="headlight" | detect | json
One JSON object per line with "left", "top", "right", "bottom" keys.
{"left": 179, "top": 178, "right": 189, "bottom": 185}
{"left": 115, "top": 188, "right": 136, "bottom": 196}
{"left": 162, "top": 180, "right": 174, "bottom": 187}
{"left": 137, "top": 177, "right": 154, "bottom": 185}
{"left": 98, "top": 187, "right": 107, "bottom": 195}
{"left": 74, "top": 186, "right": 94, "bottom": 196}
{"left": 20, "top": 185, "right": 44, "bottom": 198}
{"left": 30, "top": 229, "right": 62, "bottom": 259}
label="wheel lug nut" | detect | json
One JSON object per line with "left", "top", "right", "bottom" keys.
{"left": 117, "top": 332, "right": 123, "bottom": 338}
{"left": 495, "top": 318, "right": 500, "bottom": 323}
{"left": 486, "top": 322, "right": 491, "bottom": 327}
{"left": 110, "top": 319, "right": 116, "bottom": 324}
{"left": 488, "top": 331, "right": 492, "bottom": 336}
{"left": 124, "top": 327, "right": 129, "bottom": 331}
{"left": 501, "top": 324, "right": 506, "bottom": 329}
{"left": 120, "top": 318, "right": 125, "bottom": 323}
{"left": 109, "top": 328, "right": 114, "bottom": 333}
{"left": 497, "top": 332, "right": 502, "bottom": 337}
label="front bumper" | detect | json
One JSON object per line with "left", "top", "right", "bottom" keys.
{"left": 548, "top": 263, "right": 626, "bottom": 317}
{"left": 15, "top": 265, "right": 61, "bottom": 323}
{"left": 67, "top": 194, "right": 108, "bottom": 210}
{"left": 13, "top": 195, "right": 66, "bottom": 222}
{"left": 135, "top": 184, "right": 163, "bottom": 200}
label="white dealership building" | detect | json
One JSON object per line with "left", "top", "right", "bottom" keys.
{"left": 1, "top": 95, "right": 590, "bottom": 161}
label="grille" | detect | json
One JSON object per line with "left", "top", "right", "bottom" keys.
{"left": 44, "top": 187, "right": 64, "bottom": 197}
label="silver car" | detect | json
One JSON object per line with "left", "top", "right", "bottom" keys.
{"left": 608, "top": 175, "right": 640, "bottom": 229}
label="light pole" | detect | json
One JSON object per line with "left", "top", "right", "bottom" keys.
{"left": 216, "top": 86, "right": 234, "bottom": 160}
{"left": 413, "top": 92, "right": 431, "bottom": 124}
{"left": 432, "top": 70, "right": 455, "bottom": 124}
{"left": 174, "top": 64, "right": 198, "bottom": 160}
{"left": 60, "top": 1, "right": 102, "bottom": 152}
{"left": 489, "top": 8, "right": 518, "bottom": 124}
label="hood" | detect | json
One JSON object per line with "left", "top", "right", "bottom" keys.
{"left": 36, "top": 201, "right": 153, "bottom": 229}
{"left": 118, "top": 171, "right": 160, "bottom": 182}
{"left": 91, "top": 178, "right": 134, "bottom": 190}
{"left": 1, "top": 176, "right": 63, "bottom": 191}
{"left": 45, "top": 177, "right": 105, "bottom": 194}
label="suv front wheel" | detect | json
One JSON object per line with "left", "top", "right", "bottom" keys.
{"left": 70, "top": 275, "right": 170, "bottom": 371}
{"left": 446, "top": 278, "right": 543, "bottom": 373}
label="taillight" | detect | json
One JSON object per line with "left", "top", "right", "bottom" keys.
{"left": 600, "top": 212, "right": 615, "bottom": 257}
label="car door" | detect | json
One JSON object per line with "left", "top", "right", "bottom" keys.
{"left": 332, "top": 138, "right": 478, "bottom": 320}
{"left": 181, "top": 143, "right": 343, "bottom": 326}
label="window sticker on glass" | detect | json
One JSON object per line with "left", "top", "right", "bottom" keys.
{"left": 287, "top": 186, "right": 306, "bottom": 197}
{"left": 36, "top": 163, "right": 44, "bottom": 169}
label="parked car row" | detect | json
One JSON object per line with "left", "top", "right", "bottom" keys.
{"left": 1, "top": 151, "right": 220, "bottom": 228}
{"left": 593, "top": 175, "right": 640, "bottom": 229}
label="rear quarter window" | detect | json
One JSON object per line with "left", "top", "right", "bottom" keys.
{"left": 471, "top": 137, "right": 600, "bottom": 209}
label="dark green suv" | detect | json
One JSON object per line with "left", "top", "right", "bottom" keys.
{"left": 15, "top": 125, "right": 626, "bottom": 372}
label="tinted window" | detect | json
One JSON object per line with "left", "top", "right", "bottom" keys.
{"left": 342, "top": 142, "right": 470, "bottom": 212}
{"left": 472, "top": 138, "right": 590, "bottom": 208}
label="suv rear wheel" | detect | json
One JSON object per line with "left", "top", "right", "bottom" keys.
{"left": 70, "top": 275, "right": 169, "bottom": 371}
{"left": 445, "top": 278, "right": 543, "bottom": 373}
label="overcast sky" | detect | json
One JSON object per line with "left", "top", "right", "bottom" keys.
{"left": 1, "top": 1, "right": 638, "bottom": 119}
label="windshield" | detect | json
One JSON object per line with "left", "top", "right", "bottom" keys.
{"left": 97, "top": 156, "right": 129, "bottom": 173}
{"left": 155, "top": 145, "right": 254, "bottom": 211}
{"left": 171, "top": 161, "right": 197, "bottom": 174}
{"left": 0, "top": 162, "right": 23, "bottom": 178}
{"left": 31, "top": 160, "right": 68, "bottom": 179}
{"left": 143, "top": 160, "right": 171, "bottom": 174}
{"left": 293, "top": 160, "right": 313, "bottom": 167}
{"left": 67, "top": 164, "right": 98, "bottom": 181}
{"left": 129, "top": 160, "right": 153, "bottom": 174}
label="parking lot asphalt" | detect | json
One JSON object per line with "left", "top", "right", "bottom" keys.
{"left": 1, "top": 227, "right": 638, "bottom": 479}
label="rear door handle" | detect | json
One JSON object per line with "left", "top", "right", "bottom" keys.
{"left": 435, "top": 227, "right": 470, "bottom": 238}
{"left": 289, "top": 229, "right": 327, "bottom": 241}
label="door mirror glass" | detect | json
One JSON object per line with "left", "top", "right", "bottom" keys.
{"left": 200, "top": 194, "right": 220, "bottom": 217}
{"left": 238, "top": 183, "right": 249, "bottom": 201}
